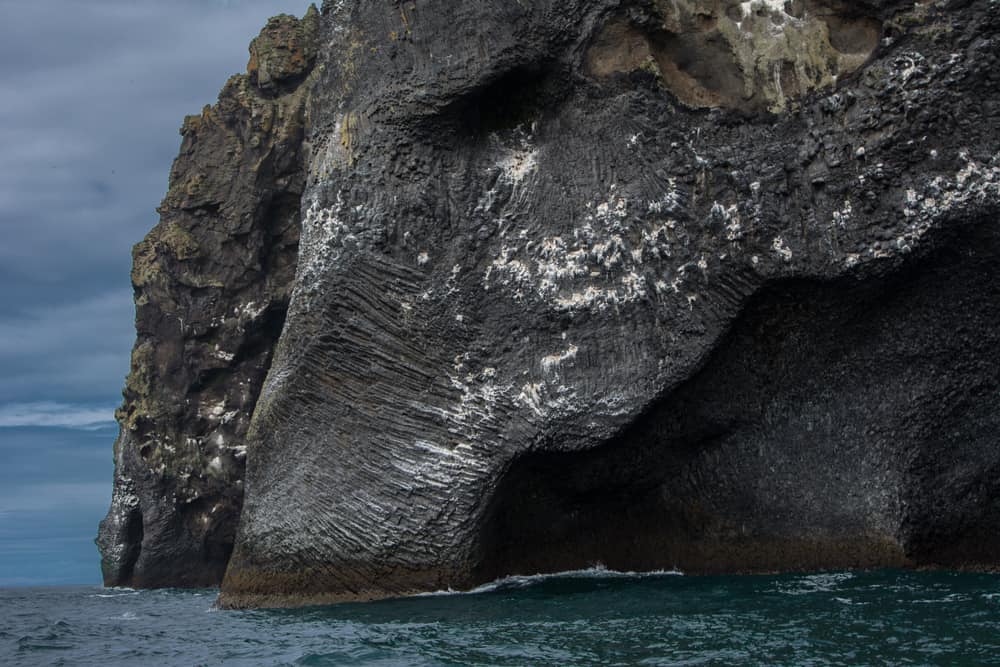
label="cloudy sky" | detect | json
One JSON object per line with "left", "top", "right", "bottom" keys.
{"left": 0, "top": 0, "right": 311, "bottom": 586}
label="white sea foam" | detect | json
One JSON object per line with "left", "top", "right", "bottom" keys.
{"left": 772, "top": 571, "right": 856, "bottom": 596}
{"left": 89, "top": 587, "right": 139, "bottom": 598}
{"left": 911, "top": 593, "right": 970, "bottom": 604}
{"left": 833, "top": 596, "right": 866, "bottom": 606}
{"left": 413, "top": 564, "right": 684, "bottom": 598}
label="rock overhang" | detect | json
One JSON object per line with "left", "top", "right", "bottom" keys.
{"left": 221, "top": 0, "right": 1000, "bottom": 607}
{"left": 99, "top": 0, "right": 1000, "bottom": 608}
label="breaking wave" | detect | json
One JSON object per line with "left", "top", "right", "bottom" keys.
{"left": 414, "top": 564, "right": 684, "bottom": 597}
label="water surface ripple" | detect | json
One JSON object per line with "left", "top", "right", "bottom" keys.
{"left": 2, "top": 569, "right": 999, "bottom": 665}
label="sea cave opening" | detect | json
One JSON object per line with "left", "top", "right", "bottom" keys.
{"left": 474, "top": 218, "right": 1000, "bottom": 583}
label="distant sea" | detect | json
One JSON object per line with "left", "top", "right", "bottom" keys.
{"left": 3, "top": 568, "right": 999, "bottom": 666}
{"left": 0, "top": 423, "right": 116, "bottom": 589}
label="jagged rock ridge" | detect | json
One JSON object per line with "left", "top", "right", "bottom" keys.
{"left": 101, "top": 0, "right": 1000, "bottom": 606}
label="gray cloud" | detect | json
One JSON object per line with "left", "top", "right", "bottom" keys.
{"left": 0, "top": 0, "right": 313, "bottom": 586}
{"left": 0, "top": 403, "right": 116, "bottom": 429}
{"left": 0, "top": 0, "right": 310, "bottom": 404}
{"left": 0, "top": 289, "right": 134, "bottom": 403}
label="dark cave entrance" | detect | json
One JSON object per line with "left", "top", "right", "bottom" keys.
{"left": 474, "top": 218, "right": 1000, "bottom": 582}
{"left": 474, "top": 443, "right": 699, "bottom": 580}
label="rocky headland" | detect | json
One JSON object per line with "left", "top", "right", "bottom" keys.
{"left": 99, "top": 0, "right": 1000, "bottom": 608}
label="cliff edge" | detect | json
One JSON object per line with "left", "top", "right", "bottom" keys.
{"left": 101, "top": 0, "right": 1000, "bottom": 605}
{"left": 97, "top": 6, "right": 319, "bottom": 587}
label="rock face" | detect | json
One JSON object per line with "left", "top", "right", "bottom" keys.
{"left": 97, "top": 7, "right": 319, "bottom": 588}
{"left": 103, "top": 0, "right": 1000, "bottom": 605}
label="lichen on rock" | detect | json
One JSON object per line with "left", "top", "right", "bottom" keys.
{"left": 587, "top": 0, "right": 882, "bottom": 112}
{"left": 248, "top": 5, "right": 320, "bottom": 92}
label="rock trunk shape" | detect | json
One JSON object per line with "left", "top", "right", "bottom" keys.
{"left": 103, "top": 0, "right": 1000, "bottom": 606}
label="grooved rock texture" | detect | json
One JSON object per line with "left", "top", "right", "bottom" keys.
{"left": 216, "top": 0, "right": 1000, "bottom": 607}
{"left": 97, "top": 7, "right": 320, "bottom": 588}
{"left": 105, "top": 0, "right": 1000, "bottom": 606}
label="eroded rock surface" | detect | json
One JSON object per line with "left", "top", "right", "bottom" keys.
{"left": 587, "top": 0, "right": 882, "bottom": 112}
{"left": 215, "top": 0, "right": 1000, "bottom": 608}
{"left": 102, "top": 0, "right": 1000, "bottom": 604}
{"left": 97, "top": 7, "right": 319, "bottom": 587}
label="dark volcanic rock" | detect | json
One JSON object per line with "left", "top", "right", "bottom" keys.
{"left": 217, "top": 0, "right": 1000, "bottom": 607}
{"left": 106, "top": 0, "right": 1000, "bottom": 605}
{"left": 97, "top": 7, "right": 319, "bottom": 588}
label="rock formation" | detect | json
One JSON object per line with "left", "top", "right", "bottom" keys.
{"left": 101, "top": 0, "right": 1000, "bottom": 606}
{"left": 97, "top": 7, "right": 319, "bottom": 587}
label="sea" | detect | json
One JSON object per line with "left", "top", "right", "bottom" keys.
{"left": 2, "top": 568, "right": 999, "bottom": 666}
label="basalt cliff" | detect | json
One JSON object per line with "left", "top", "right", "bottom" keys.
{"left": 99, "top": 0, "right": 1000, "bottom": 607}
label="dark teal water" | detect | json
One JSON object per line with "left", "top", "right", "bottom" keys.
{"left": 2, "top": 569, "right": 999, "bottom": 666}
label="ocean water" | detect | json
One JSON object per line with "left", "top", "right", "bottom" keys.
{"left": 2, "top": 568, "right": 999, "bottom": 666}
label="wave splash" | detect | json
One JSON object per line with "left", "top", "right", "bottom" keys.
{"left": 414, "top": 564, "right": 684, "bottom": 598}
